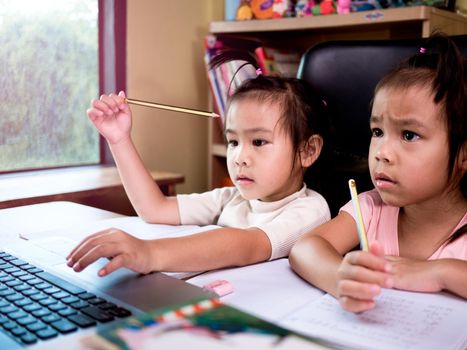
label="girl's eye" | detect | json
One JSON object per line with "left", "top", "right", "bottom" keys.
{"left": 252, "top": 139, "right": 267, "bottom": 147}
{"left": 403, "top": 130, "right": 420, "bottom": 142}
{"left": 371, "top": 128, "right": 383, "bottom": 137}
{"left": 227, "top": 140, "right": 238, "bottom": 147}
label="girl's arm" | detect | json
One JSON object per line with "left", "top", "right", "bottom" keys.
{"left": 67, "top": 227, "right": 271, "bottom": 276}
{"left": 289, "top": 212, "right": 393, "bottom": 312}
{"left": 88, "top": 92, "right": 180, "bottom": 224}
{"left": 109, "top": 138, "right": 180, "bottom": 224}
{"left": 387, "top": 257, "right": 467, "bottom": 299}
{"left": 289, "top": 212, "right": 359, "bottom": 295}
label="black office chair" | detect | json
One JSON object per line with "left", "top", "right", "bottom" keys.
{"left": 298, "top": 35, "right": 467, "bottom": 216}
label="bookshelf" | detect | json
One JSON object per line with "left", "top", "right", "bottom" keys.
{"left": 207, "top": 6, "right": 467, "bottom": 188}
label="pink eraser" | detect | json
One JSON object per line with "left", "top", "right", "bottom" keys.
{"left": 203, "top": 279, "right": 234, "bottom": 297}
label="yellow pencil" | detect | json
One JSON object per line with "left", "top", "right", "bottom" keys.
{"left": 348, "top": 179, "right": 369, "bottom": 251}
{"left": 125, "top": 98, "right": 219, "bottom": 119}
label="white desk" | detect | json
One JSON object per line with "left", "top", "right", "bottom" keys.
{"left": 3, "top": 202, "right": 465, "bottom": 350}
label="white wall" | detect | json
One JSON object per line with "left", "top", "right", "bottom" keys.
{"left": 127, "top": 1, "right": 223, "bottom": 194}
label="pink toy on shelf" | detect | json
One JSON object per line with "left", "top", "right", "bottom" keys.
{"left": 337, "top": 0, "right": 350, "bottom": 13}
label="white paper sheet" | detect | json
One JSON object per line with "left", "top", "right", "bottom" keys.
{"left": 187, "top": 259, "right": 325, "bottom": 322}
{"left": 280, "top": 288, "right": 467, "bottom": 350}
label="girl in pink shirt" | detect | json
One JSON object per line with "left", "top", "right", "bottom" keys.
{"left": 289, "top": 33, "right": 467, "bottom": 312}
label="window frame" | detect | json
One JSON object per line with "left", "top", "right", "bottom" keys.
{"left": 0, "top": 0, "right": 126, "bottom": 175}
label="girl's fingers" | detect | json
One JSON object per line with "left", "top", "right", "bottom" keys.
{"left": 345, "top": 250, "right": 392, "bottom": 273}
{"left": 66, "top": 229, "right": 116, "bottom": 263}
{"left": 337, "top": 279, "right": 381, "bottom": 300}
{"left": 74, "top": 243, "right": 119, "bottom": 272}
{"left": 340, "top": 264, "right": 393, "bottom": 288}
{"left": 99, "top": 254, "right": 126, "bottom": 277}
{"left": 339, "top": 296, "right": 376, "bottom": 313}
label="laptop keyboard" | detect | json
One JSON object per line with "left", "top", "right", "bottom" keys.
{"left": 0, "top": 251, "right": 132, "bottom": 346}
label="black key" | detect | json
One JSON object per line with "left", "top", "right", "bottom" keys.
{"left": 0, "top": 277, "right": 13, "bottom": 284}
{"left": 16, "top": 316, "right": 37, "bottom": 326}
{"left": 77, "top": 292, "right": 95, "bottom": 300}
{"left": 5, "top": 293, "right": 24, "bottom": 302}
{"left": 20, "top": 332, "right": 37, "bottom": 345}
{"left": 1, "top": 256, "right": 15, "bottom": 262}
{"left": 70, "top": 300, "right": 88, "bottom": 309}
{"left": 36, "top": 272, "right": 85, "bottom": 295}
{"left": 42, "top": 314, "right": 61, "bottom": 324}
{"left": 98, "top": 302, "right": 116, "bottom": 310}
{"left": 2, "top": 321, "right": 17, "bottom": 330}
{"left": 18, "top": 274, "right": 35, "bottom": 282}
{"left": 67, "top": 314, "right": 96, "bottom": 328}
{"left": 58, "top": 308, "right": 77, "bottom": 317}
{"left": 8, "top": 310, "right": 27, "bottom": 320}
{"left": 62, "top": 296, "right": 80, "bottom": 304}
{"left": 23, "top": 303, "right": 41, "bottom": 313}
{"left": 22, "top": 288, "right": 40, "bottom": 297}
{"left": 35, "top": 282, "right": 52, "bottom": 290}
{"left": 14, "top": 298, "right": 33, "bottom": 307}
{"left": 4, "top": 267, "right": 20, "bottom": 274}
{"left": 48, "top": 303, "right": 67, "bottom": 312}
{"left": 5, "top": 281, "right": 21, "bottom": 288}
{"left": 51, "top": 291, "right": 69, "bottom": 299}
{"left": 0, "top": 315, "right": 9, "bottom": 324}
{"left": 13, "top": 284, "right": 30, "bottom": 292}
{"left": 81, "top": 306, "right": 114, "bottom": 322}
{"left": 0, "top": 289, "right": 14, "bottom": 297}
{"left": 0, "top": 305, "right": 18, "bottom": 314}
{"left": 26, "top": 321, "right": 47, "bottom": 333}
{"left": 50, "top": 319, "right": 77, "bottom": 334}
{"left": 108, "top": 307, "right": 132, "bottom": 318}
{"left": 10, "top": 326, "right": 27, "bottom": 336}
{"left": 43, "top": 287, "right": 61, "bottom": 295}
{"left": 11, "top": 271, "right": 27, "bottom": 278}
{"left": 32, "top": 309, "right": 51, "bottom": 318}
{"left": 36, "top": 327, "right": 58, "bottom": 340}
{"left": 27, "top": 268, "right": 43, "bottom": 274}
{"left": 25, "top": 278, "right": 43, "bottom": 286}
{"left": 87, "top": 297, "right": 106, "bottom": 305}
{"left": 30, "top": 293, "right": 47, "bottom": 302}
{"left": 9, "top": 259, "right": 28, "bottom": 267}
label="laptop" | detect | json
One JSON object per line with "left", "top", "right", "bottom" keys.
{"left": 0, "top": 215, "right": 214, "bottom": 348}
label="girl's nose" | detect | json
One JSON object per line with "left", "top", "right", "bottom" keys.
{"left": 374, "top": 140, "right": 392, "bottom": 163}
{"left": 234, "top": 146, "right": 250, "bottom": 166}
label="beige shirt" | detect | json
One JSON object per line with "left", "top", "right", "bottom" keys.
{"left": 177, "top": 185, "right": 330, "bottom": 259}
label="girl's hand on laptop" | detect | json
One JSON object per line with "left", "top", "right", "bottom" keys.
{"left": 335, "top": 241, "right": 394, "bottom": 312}
{"left": 66, "top": 228, "right": 154, "bottom": 276}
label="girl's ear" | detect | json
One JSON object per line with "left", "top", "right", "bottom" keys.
{"left": 458, "top": 142, "right": 467, "bottom": 172}
{"left": 300, "top": 134, "right": 323, "bottom": 168}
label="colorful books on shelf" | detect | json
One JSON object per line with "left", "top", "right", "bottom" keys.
{"left": 204, "top": 34, "right": 302, "bottom": 127}
{"left": 81, "top": 297, "right": 327, "bottom": 349}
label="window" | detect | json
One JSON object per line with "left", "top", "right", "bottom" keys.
{"left": 0, "top": 0, "right": 126, "bottom": 173}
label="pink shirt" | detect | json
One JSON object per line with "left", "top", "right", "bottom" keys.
{"left": 341, "top": 189, "right": 467, "bottom": 260}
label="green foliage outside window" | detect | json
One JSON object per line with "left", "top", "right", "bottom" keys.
{"left": 0, "top": 0, "right": 99, "bottom": 172}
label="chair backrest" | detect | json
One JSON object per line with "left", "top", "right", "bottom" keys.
{"left": 298, "top": 35, "right": 467, "bottom": 216}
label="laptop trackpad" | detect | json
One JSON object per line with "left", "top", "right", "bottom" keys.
{"left": 52, "top": 260, "right": 211, "bottom": 312}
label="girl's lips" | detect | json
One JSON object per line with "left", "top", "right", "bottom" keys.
{"left": 374, "top": 173, "right": 396, "bottom": 189}
{"left": 236, "top": 176, "right": 254, "bottom": 185}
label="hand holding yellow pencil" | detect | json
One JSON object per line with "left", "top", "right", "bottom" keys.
{"left": 348, "top": 179, "right": 369, "bottom": 251}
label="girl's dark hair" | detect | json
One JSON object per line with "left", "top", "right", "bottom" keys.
{"left": 209, "top": 50, "right": 334, "bottom": 196}
{"left": 374, "top": 32, "right": 466, "bottom": 243}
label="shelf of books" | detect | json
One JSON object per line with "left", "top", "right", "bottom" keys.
{"left": 205, "top": 5, "right": 467, "bottom": 189}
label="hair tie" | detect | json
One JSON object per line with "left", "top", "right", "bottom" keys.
{"left": 419, "top": 47, "right": 427, "bottom": 54}
{"left": 256, "top": 68, "right": 263, "bottom": 76}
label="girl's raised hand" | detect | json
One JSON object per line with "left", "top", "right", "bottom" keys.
{"left": 66, "top": 228, "right": 155, "bottom": 277}
{"left": 87, "top": 91, "right": 132, "bottom": 145}
{"left": 336, "top": 241, "right": 394, "bottom": 312}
